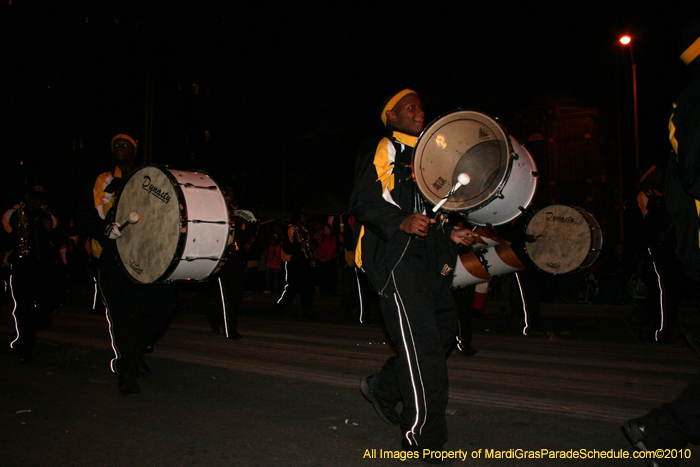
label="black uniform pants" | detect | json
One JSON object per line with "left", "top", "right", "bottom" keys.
{"left": 9, "top": 263, "right": 63, "bottom": 358}
{"left": 371, "top": 255, "right": 458, "bottom": 450}
{"left": 207, "top": 257, "right": 244, "bottom": 337}
{"left": 98, "top": 255, "right": 176, "bottom": 375}
{"left": 277, "top": 259, "right": 314, "bottom": 311}
{"left": 631, "top": 244, "right": 681, "bottom": 341}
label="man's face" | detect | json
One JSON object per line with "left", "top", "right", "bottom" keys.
{"left": 112, "top": 138, "right": 136, "bottom": 166}
{"left": 387, "top": 94, "right": 425, "bottom": 136}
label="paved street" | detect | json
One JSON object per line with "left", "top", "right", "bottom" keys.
{"left": 1, "top": 286, "right": 699, "bottom": 466}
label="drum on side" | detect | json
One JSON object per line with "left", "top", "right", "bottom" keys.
{"left": 113, "top": 166, "right": 231, "bottom": 284}
{"left": 452, "top": 236, "right": 525, "bottom": 288}
{"left": 524, "top": 204, "right": 603, "bottom": 275}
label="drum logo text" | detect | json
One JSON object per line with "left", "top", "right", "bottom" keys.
{"left": 432, "top": 176, "right": 447, "bottom": 191}
{"left": 545, "top": 262, "right": 561, "bottom": 270}
{"left": 141, "top": 176, "right": 172, "bottom": 204}
{"left": 128, "top": 259, "right": 143, "bottom": 275}
{"left": 545, "top": 212, "right": 575, "bottom": 224}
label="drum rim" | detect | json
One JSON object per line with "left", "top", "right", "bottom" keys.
{"left": 113, "top": 164, "right": 189, "bottom": 284}
{"left": 413, "top": 109, "right": 514, "bottom": 213}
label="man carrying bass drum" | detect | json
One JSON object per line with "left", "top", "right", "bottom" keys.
{"left": 351, "top": 89, "right": 476, "bottom": 464}
{"left": 77, "top": 134, "right": 176, "bottom": 396}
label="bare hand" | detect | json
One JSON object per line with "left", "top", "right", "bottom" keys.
{"left": 399, "top": 213, "right": 435, "bottom": 237}
{"left": 451, "top": 228, "right": 477, "bottom": 246}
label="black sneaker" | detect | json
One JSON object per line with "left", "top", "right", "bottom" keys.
{"left": 360, "top": 376, "right": 400, "bottom": 425}
{"left": 226, "top": 331, "right": 242, "bottom": 340}
{"left": 622, "top": 417, "right": 679, "bottom": 467}
{"left": 457, "top": 346, "right": 479, "bottom": 358}
{"left": 118, "top": 374, "right": 141, "bottom": 396}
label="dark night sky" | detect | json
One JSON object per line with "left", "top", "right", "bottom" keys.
{"left": 1, "top": 2, "right": 690, "bottom": 217}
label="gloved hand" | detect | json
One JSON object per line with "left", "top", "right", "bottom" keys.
{"left": 104, "top": 222, "right": 122, "bottom": 240}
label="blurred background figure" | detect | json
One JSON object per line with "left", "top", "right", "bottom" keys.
{"left": 263, "top": 233, "right": 283, "bottom": 294}
{"left": 5, "top": 186, "right": 67, "bottom": 363}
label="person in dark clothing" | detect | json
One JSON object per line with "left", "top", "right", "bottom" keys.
{"left": 494, "top": 211, "right": 543, "bottom": 335}
{"left": 207, "top": 200, "right": 250, "bottom": 340}
{"left": 623, "top": 165, "right": 681, "bottom": 344}
{"left": 77, "top": 134, "right": 176, "bottom": 395}
{"left": 5, "top": 186, "right": 66, "bottom": 363}
{"left": 339, "top": 215, "right": 374, "bottom": 324}
{"left": 622, "top": 21, "right": 700, "bottom": 466}
{"left": 452, "top": 285, "right": 479, "bottom": 357}
{"left": 276, "top": 210, "right": 315, "bottom": 319}
{"left": 351, "top": 89, "right": 476, "bottom": 465}
{"left": 206, "top": 260, "right": 244, "bottom": 340}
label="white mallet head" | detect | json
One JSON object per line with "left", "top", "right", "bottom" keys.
{"left": 457, "top": 173, "right": 471, "bottom": 186}
{"left": 128, "top": 212, "right": 140, "bottom": 224}
{"left": 432, "top": 173, "right": 471, "bottom": 212}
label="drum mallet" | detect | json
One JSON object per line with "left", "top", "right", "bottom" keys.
{"left": 118, "top": 212, "right": 140, "bottom": 232}
{"left": 432, "top": 173, "right": 471, "bottom": 213}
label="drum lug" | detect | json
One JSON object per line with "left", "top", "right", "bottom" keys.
{"left": 518, "top": 206, "right": 526, "bottom": 213}
{"left": 531, "top": 171, "right": 539, "bottom": 177}
{"left": 511, "top": 152, "right": 519, "bottom": 160}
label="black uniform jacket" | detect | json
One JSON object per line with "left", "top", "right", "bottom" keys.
{"left": 667, "top": 79, "right": 700, "bottom": 279}
{"left": 349, "top": 129, "right": 457, "bottom": 295}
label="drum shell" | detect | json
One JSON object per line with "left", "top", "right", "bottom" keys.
{"left": 466, "top": 138, "right": 538, "bottom": 226}
{"left": 114, "top": 166, "right": 231, "bottom": 284}
{"left": 481, "top": 243, "right": 525, "bottom": 278}
{"left": 452, "top": 249, "right": 491, "bottom": 288}
{"left": 452, "top": 239, "right": 525, "bottom": 288}
{"left": 524, "top": 204, "right": 603, "bottom": 275}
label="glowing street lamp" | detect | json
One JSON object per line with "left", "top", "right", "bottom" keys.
{"left": 619, "top": 35, "right": 640, "bottom": 172}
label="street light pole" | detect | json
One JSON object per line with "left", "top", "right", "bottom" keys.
{"left": 620, "top": 35, "right": 640, "bottom": 173}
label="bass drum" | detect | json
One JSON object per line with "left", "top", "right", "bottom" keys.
{"left": 113, "top": 166, "right": 232, "bottom": 284}
{"left": 524, "top": 204, "right": 603, "bottom": 275}
{"left": 413, "top": 110, "right": 538, "bottom": 227}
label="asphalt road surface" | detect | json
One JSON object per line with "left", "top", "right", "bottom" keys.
{"left": 1, "top": 286, "right": 699, "bottom": 466}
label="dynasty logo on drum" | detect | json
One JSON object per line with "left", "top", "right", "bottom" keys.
{"left": 141, "top": 176, "right": 172, "bottom": 204}
{"left": 128, "top": 259, "right": 143, "bottom": 275}
{"left": 545, "top": 211, "right": 575, "bottom": 224}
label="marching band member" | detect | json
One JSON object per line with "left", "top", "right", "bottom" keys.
{"left": 5, "top": 186, "right": 66, "bottom": 363}
{"left": 350, "top": 89, "right": 475, "bottom": 465}
{"left": 77, "top": 134, "right": 176, "bottom": 395}
{"left": 276, "top": 209, "right": 315, "bottom": 319}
